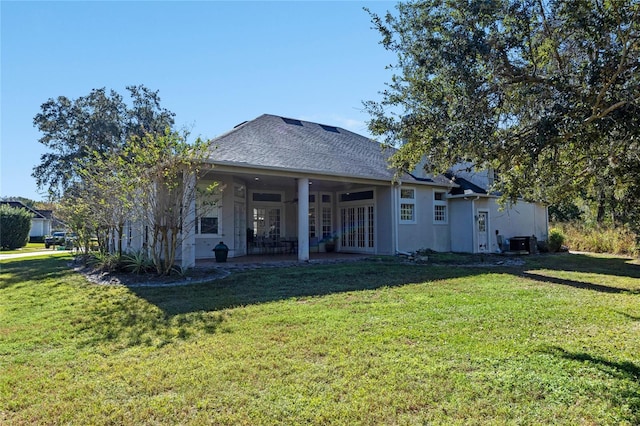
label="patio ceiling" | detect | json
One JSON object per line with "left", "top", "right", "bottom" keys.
{"left": 200, "top": 167, "right": 388, "bottom": 193}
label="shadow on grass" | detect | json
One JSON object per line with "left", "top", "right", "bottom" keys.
{"left": 525, "top": 252, "right": 640, "bottom": 279}
{"left": 128, "top": 253, "right": 640, "bottom": 318}
{"left": 4, "top": 253, "right": 636, "bottom": 350}
{"left": 521, "top": 252, "right": 640, "bottom": 294}
{"left": 616, "top": 311, "right": 640, "bottom": 321}
{"left": 543, "top": 345, "right": 640, "bottom": 381}
{"left": 542, "top": 345, "right": 640, "bottom": 421}
{"left": 0, "top": 256, "right": 73, "bottom": 289}
{"left": 115, "top": 255, "right": 638, "bottom": 349}
{"left": 81, "top": 253, "right": 640, "bottom": 351}
{"left": 129, "top": 261, "right": 478, "bottom": 316}
{"left": 77, "top": 261, "right": 479, "bottom": 349}
{"left": 78, "top": 296, "right": 226, "bottom": 349}
{"left": 521, "top": 271, "right": 640, "bottom": 294}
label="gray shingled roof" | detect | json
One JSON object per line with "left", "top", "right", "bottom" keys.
{"left": 207, "top": 114, "right": 405, "bottom": 182}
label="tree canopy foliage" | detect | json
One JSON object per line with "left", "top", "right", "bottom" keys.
{"left": 365, "top": 0, "right": 639, "bottom": 227}
{"left": 34, "top": 86, "right": 216, "bottom": 272}
{"left": 32, "top": 85, "right": 175, "bottom": 198}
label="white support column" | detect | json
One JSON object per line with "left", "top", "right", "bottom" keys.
{"left": 471, "top": 198, "right": 477, "bottom": 254}
{"left": 181, "top": 172, "right": 197, "bottom": 270}
{"left": 297, "top": 178, "right": 310, "bottom": 261}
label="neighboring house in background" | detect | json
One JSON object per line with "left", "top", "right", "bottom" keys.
{"left": 0, "top": 200, "right": 58, "bottom": 240}
{"left": 118, "top": 114, "right": 548, "bottom": 267}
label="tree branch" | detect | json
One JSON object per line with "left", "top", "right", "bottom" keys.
{"left": 585, "top": 95, "right": 640, "bottom": 124}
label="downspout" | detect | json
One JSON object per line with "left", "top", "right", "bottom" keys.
{"left": 533, "top": 203, "right": 536, "bottom": 237}
{"left": 470, "top": 195, "right": 480, "bottom": 253}
{"left": 393, "top": 183, "right": 400, "bottom": 254}
{"left": 545, "top": 204, "right": 549, "bottom": 241}
{"left": 471, "top": 197, "right": 476, "bottom": 253}
{"left": 389, "top": 183, "right": 395, "bottom": 254}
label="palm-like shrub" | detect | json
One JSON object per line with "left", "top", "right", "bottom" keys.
{"left": 121, "top": 251, "right": 155, "bottom": 274}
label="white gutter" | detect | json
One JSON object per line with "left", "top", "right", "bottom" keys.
{"left": 545, "top": 205, "right": 550, "bottom": 240}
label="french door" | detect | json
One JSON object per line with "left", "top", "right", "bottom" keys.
{"left": 253, "top": 206, "right": 282, "bottom": 240}
{"left": 340, "top": 204, "right": 375, "bottom": 253}
{"left": 477, "top": 211, "right": 489, "bottom": 253}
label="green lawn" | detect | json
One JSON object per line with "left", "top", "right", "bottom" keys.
{"left": 1, "top": 253, "right": 639, "bottom": 425}
{"left": 0, "top": 242, "right": 50, "bottom": 254}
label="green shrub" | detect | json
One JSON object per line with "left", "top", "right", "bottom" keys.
{"left": 548, "top": 228, "right": 566, "bottom": 253}
{"left": 121, "top": 251, "right": 154, "bottom": 274}
{"left": 87, "top": 252, "right": 123, "bottom": 272}
{"left": 0, "top": 204, "right": 32, "bottom": 250}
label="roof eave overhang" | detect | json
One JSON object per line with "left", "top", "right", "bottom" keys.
{"left": 204, "top": 160, "right": 456, "bottom": 188}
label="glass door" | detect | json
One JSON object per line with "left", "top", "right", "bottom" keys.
{"left": 340, "top": 204, "right": 374, "bottom": 252}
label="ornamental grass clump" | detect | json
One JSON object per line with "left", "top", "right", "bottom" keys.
{"left": 556, "top": 223, "right": 638, "bottom": 257}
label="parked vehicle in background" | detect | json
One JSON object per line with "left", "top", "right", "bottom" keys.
{"left": 44, "top": 231, "right": 76, "bottom": 249}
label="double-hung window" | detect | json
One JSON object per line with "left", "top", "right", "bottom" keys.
{"left": 399, "top": 188, "right": 416, "bottom": 224}
{"left": 433, "top": 191, "right": 448, "bottom": 224}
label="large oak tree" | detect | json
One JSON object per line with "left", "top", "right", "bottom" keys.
{"left": 32, "top": 85, "right": 175, "bottom": 198}
{"left": 365, "top": 0, "right": 639, "bottom": 228}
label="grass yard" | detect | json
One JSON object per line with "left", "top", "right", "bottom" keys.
{"left": 1, "top": 253, "right": 639, "bottom": 425}
{"left": 0, "top": 243, "right": 50, "bottom": 254}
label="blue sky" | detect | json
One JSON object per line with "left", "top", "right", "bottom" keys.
{"left": 1, "top": 1, "right": 397, "bottom": 201}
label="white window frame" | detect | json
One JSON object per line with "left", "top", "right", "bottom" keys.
{"left": 196, "top": 182, "right": 222, "bottom": 236}
{"left": 250, "top": 190, "right": 284, "bottom": 204}
{"left": 196, "top": 206, "right": 222, "bottom": 236}
{"left": 433, "top": 191, "right": 448, "bottom": 224}
{"left": 399, "top": 187, "right": 416, "bottom": 224}
{"left": 249, "top": 190, "right": 285, "bottom": 238}
{"left": 337, "top": 188, "right": 376, "bottom": 204}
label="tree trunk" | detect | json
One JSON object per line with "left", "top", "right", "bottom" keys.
{"left": 597, "top": 190, "right": 606, "bottom": 224}
{"left": 117, "top": 222, "right": 124, "bottom": 256}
